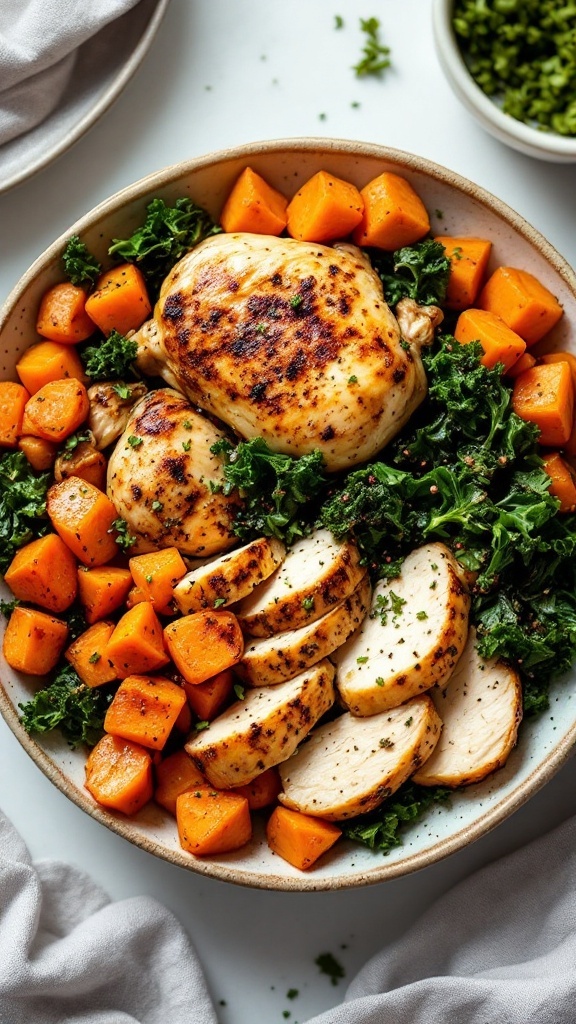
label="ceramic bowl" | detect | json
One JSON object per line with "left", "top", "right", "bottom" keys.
{"left": 432, "top": 0, "right": 576, "bottom": 164}
{"left": 1, "top": 139, "right": 576, "bottom": 891}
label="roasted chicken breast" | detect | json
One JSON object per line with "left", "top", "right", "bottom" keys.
{"left": 134, "top": 233, "right": 436, "bottom": 471}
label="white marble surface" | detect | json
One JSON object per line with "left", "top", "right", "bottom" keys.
{"left": 0, "top": 2, "right": 575, "bottom": 1021}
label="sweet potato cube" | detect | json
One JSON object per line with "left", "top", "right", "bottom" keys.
{"left": 23, "top": 378, "right": 90, "bottom": 444}
{"left": 512, "top": 361, "right": 574, "bottom": 447}
{"left": 65, "top": 620, "right": 118, "bottom": 687}
{"left": 155, "top": 750, "right": 207, "bottom": 815}
{"left": 104, "top": 602, "right": 170, "bottom": 678}
{"left": 126, "top": 584, "right": 147, "bottom": 609}
{"left": 539, "top": 351, "right": 576, "bottom": 393}
{"left": 129, "top": 547, "right": 187, "bottom": 615}
{"left": 183, "top": 668, "right": 234, "bottom": 720}
{"left": 16, "top": 340, "right": 87, "bottom": 394}
{"left": 176, "top": 789, "right": 252, "bottom": 856}
{"left": 435, "top": 236, "right": 492, "bottom": 310}
{"left": 4, "top": 533, "right": 78, "bottom": 613}
{"left": 454, "top": 308, "right": 526, "bottom": 372}
{"left": 287, "top": 170, "right": 364, "bottom": 242}
{"left": 36, "top": 282, "right": 96, "bottom": 344}
{"left": 0, "top": 382, "right": 29, "bottom": 447}
{"left": 220, "top": 167, "right": 288, "bottom": 236}
{"left": 85, "top": 733, "right": 153, "bottom": 815}
{"left": 479, "top": 266, "right": 563, "bottom": 346}
{"left": 2, "top": 606, "right": 68, "bottom": 675}
{"left": 77, "top": 565, "right": 133, "bottom": 624}
{"left": 84, "top": 264, "right": 152, "bottom": 336}
{"left": 104, "top": 673, "right": 186, "bottom": 750}
{"left": 352, "top": 171, "right": 430, "bottom": 250}
{"left": 18, "top": 435, "right": 58, "bottom": 471}
{"left": 163, "top": 611, "right": 244, "bottom": 685}
{"left": 232, "top": 767, "right": 282, "bottom": 810}
{"left": 47, "top": 476, "right": 119, "bottom": 566}
{"left": 542, "top": 452, "right": 576, "bottom": 513}
{"left": 505, "top": 352, "right": 537, "bottom": 379}
{"left": 266, "top": 806, "right": 342, "bottom": 870}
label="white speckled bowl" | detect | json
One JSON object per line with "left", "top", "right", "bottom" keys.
{"left": 433, "top": 0, "right": 576, "bottom": 163}
{"left": 1, "top": 139, "right": 576, "bottom": 890}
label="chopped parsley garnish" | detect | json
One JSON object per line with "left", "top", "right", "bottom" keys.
{"left": 302, "top": 596, "right": 315, "bottom": 612}
{"left": 127, "top": 435, "right": 143, "bottom": 448}
{"left": 214, "top": 597, "right": 226, "bottom": 608}
{"left": 62, "top": 235, "right": 101, "bottom": 287}
{"left": 110, "top": 517, "right": 137, "bottom": 552}
{"left": 353, "top": 17, "right": 391, "bottom": 78}
{"left": 82, "top": 330, "right": 138, "bottom": 381}
{"left": 233, "top": 683, "right": 245, "bottom": 700}
{"left": 108, "top": 197, "right": 221, "bottom": 297}
{"left": 112, "top": 382, "right": 132, "bottom": 399}
{"left": 315, "top": 952, "right": 345, "bottom": 986}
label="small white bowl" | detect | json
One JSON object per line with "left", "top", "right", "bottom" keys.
{"left": 432, "top": 0, "right": 576, "bottom": 163}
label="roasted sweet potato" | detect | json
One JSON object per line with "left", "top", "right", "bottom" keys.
{"left": 436, "top": 236, "right": 492, "bottom": 310}
{"left": 65, "top": 620, "right": 118, "bottom": 687}
{"left": 155, "top": 750, "right": 207, "bottom": 815}
{"left": 104, "top": 673, "right": 186, "bottom": 750}
{"left": 163, "top": 610, "right": 244, "bottom": 685}
{"left": 479, "top": 266, "right": 563, "bottom": 346}
{"left": 36, "top": 282, "right": 96, "bottom": 344}
{"left": 84, "top": 264, "right": 152, "bottom": 336}
{"left": 220, "top": 167, "right": 288, "bottom": 236}
{"left": 85, "top": 733, "right": 153, "bottom": 815}
{"left": 18, "top": 435, "right": 58, "bottom": 471}
{"left": 22, "top": 378, "right": 90, "bottom": 444}
{"left": 176, "top": 789, "right": 252, "bottom": 856}
{"left": 129, "top": 547, "right": 187, "bottom": 615}
{"left": 232, "top": 767, "right": 282, "bottom": 810}
{"left": 47, "top": 476, "right": 119, "bottom": 566}
{"left": 4, "top": 533, "right": 78, "bottom": 613}
{"left": 286, "top": 170, "right": 363, "bottom": 242}
{"left": 542, "top": 452, "right": 576, "bottom": 513}
{"left": 352, "top": 171, "right": 430, "bottom": 250}
{"left": 511, "top": 361, "right": 574, "bottom": 447}
{"left": 16, "top": 340, "right": 87, "bottom": 394}
{"left": 454, "top": 308, "right": 526, "bottom": 372}
{"left": 2, "top": 606, "right": 68, "bottom": 675}
{"left": 0, "top": 382, "right": 29, "bottom": 448}
{"left": 182, "top": 668, "right": 234, "bottom": 721}
{"left": 104, "top": 602, "right": 170, "bottom": 678}
{"left": 77, "top": 565, "right": 133, "bottom": 624}
{"left": 266, "top": 806, "right": 341, "bottom": 870}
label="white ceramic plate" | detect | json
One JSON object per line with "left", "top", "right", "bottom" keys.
{"left": 1, "top": 139, "right": 576, "bottom": 890}
{"left": 0, "top": 0, "right": 170, "bottom": 195}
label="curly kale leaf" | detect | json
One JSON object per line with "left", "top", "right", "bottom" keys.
{"left": 0, "top": 452, "right": 50, "bottom": 574}
{"left": 369, "top": 239, "right": 450, "bottom": 308}
{"left": 342, "top": 782, "right": 451, "bottom": 853}
{"left": 18, "top": 664, "right": 111, "bottom": 748}
{"left": 62, "top": 235, "right": 102, "bottom": 287}
{"left": 81, "top": 330, "right": 138, "bottom": 381}
{"left": 211, "top": 437, "right": 327, "bottom": 546}
{"left": 108, "top": 198, "right": 221, "bottom": 296}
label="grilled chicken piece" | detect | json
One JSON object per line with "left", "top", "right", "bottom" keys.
{"left": 134, "top": 233, "right": 435, "bottom": 472}
{"left": 334, "top": 543, "right": 470, "bottom": 715}
{"left": 106, "top": 388, "right": 239, "bottom": 556}
{"left": 236, "top": 575, "right": 371, "bottom": 687}
{"left": 87, "top": 381, "right": 148, "bottom": 450}
{"left": 413, "top": 627, "right": 523, "bottom": 788}
{"left": 173, "top": 537, "right": 286, "bottom": 614}
{"left": 278, "top": 694, "right": 442, "bottom": 820}
{"left": 185, "top": 659, "right": 335, "bottom": 788}
{"left": 237, "top": 528, "right": 365, "bottom": 637}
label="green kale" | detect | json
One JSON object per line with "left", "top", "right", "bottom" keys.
{"left": 342, "top": 781, "right": 451, "bottom": 852}
{"left": 0, "top": 597, "right": 20, "bottom": 618}
{"left": 211, "top": 436, "right": 327, "bottom": 546}
{"left": 0, "top": 451, "right": 50, "bottom": 574}
{"left": 369, "top": 239, "right": 451, "bottom": 308}
{"left": 19, "top": 664, "right": 111, "bottom": 748}
{"left": 62, "top": 235, "right": 102, "bottom": 287}
{"left": 453, "top": 0, "right": 576, "bottom": 136}
{"left": 353, "top": 17, "right": 391, "bottom": 78}
{"left": 81, "top": 330, "right": 138, "bottom": 381}
{"left": 108, "top": 197, "right": 221, "bottom": 297}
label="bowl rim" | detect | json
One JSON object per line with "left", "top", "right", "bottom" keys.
{"left": 432, "top": 0, "right": 576, "bottom": 160}
{"left": 2, "top": 136, "right": 576, "bottom": 891}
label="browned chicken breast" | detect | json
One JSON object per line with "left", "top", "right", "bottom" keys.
{"left": 107, "top": 388, "right": 239, "bottom": 556}
{"left": 134, "top": 233, "right": 436, "bottom": 472}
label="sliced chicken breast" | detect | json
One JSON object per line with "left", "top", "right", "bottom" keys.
{"left": 334, "top": 543, "right": 470, "bottom": 716}
{"left": 237, "top": 528, "right": 365, "bottom": 637}
{"left": 184, "top": 659, "right": 335, "bottom": 788}
{"left": 413, "top": 627, "right": 523, "bottom": 788}
{"left": 278, "top": 695, "right": 442, "bottom": 820}
{"left": 236, "top": 575, "right": 371, "bottom": 687}
{"left": 173, "top": 537, "right": 286, "bottom": 614}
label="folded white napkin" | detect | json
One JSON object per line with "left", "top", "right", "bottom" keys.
{"left": 0, "top": 0, "right": 144, "bottom": 146}
{"left": 1, "top": 807, "right": 574, "bottom": 1023}
{"left": 0, "top": 810, "right": 217, "bottom": 1024}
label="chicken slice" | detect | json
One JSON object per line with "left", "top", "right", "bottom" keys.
{"left": 236, "top": 575, "right": 371, "bottom": 687}
{"left": 173, "top": 537, "right": 286, "bottom": 614}
{"left": 334, "top": 543, "right": 470, "bottom": 715}
{"left": 278, "top": 695, "right": 442, "bottom": 821}
{"left": 133, "top": 233, "right": 433, "bottom": 472}
{"left": 413, "top": 627, "right": 523, "bottom": 788}
{"left": 106, "top": 388, "right": 239, "bottom": 557}
{"left": 185, "top": 659, "right": 335, "bottom": 788}
{"left": 237, "top": 527, "right": 365, "bottom": 637}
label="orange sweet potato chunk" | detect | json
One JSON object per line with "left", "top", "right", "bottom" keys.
{"left": 220, "top": 167, "right": 288, "bottom": 236}
{"left": 541, "top": 452, "right": 576, "bottom": 513}
{"left": 2, "top": 606, "right": 68, "bottom": 675}
{"left": 104, "top": 673, "right": 186, "bottom": 750}
{"left": 84, "top": 264, "right": 152, "bottom": 336}
{"left": 505, "top": 352, "right": 537, "bottom": 379}
{"left": 0, "top": 382, "right": 29, "bottom": 448}
{"left": 511, "top": 361, "right": 574, "bottom": 447}
{"left": 266, "top": 806, "right": 342, "bottom": 870}
{"left": 436, "top": 236, "right": 492, "bottom": 310}
{"left": 36, "top": 282, "right": 96, "bottom": 344}
{"left": 182, "top": 668, "right": 234, "bottom": 721}
{"left": 232, "top": 767, "right": 282, "bottom": 810}
{"left": 478, "top": 266, "right": 563, "bottom": 346}
{"left": 85, "top": 733, "right": 153, "bottom": 815}
{"left": 23, "top": 378, "right": 90, "bottom": 444}
{"left": 454, "top": 308, "right": 526, "bottom": 371}
{"left": 287, "top": 170, "right": 364, "bottom": 242}
{"left": 104, "top": 602, "right": 170, "bottom": 679}
{"left": 18, "top": 435, "right": 58, "bottom": 471}
{"left": 77, "top": 565, "right": 133, "bottom": 624}
{"left": 65, "top": 620, "right": 118, "bottom": 687}
{"left": 4, "top": 533, "right": 78, "bottom": 613}
{"left": 129, "top": 547, "right": 187, "bottom": 615}
{"left": 176, "top": 789, "right": 252, "bottom": 856}
{"left": 16, "top": 340, "right": 87, "bottom": 394}
{"left": 163, "top": 611, "right": 244, "bottom": 685}
{"left": 352, "top": 171, "right": 430, "bottom": 250}
{"left": 155, "top": 750, "right": 207, "bottom": 815}
{"left": 47, "top": 476, "right": 119, "bottom": 566}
